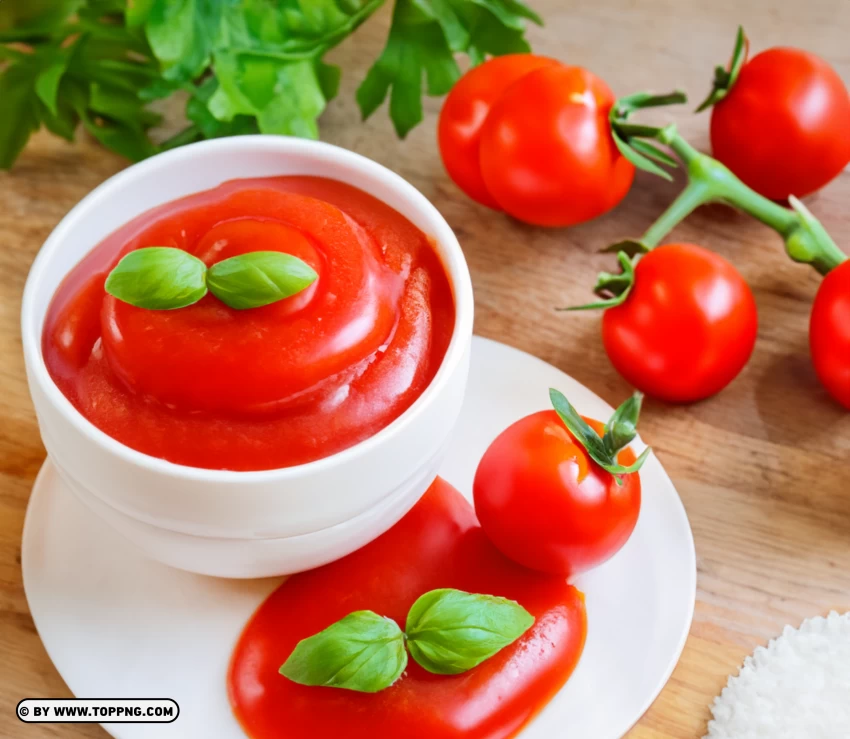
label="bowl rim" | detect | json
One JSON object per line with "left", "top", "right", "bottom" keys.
{"left": 21, "top": 135, "right": 474, "bottom": 483}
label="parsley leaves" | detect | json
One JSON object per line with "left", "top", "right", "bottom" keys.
{"left": 0, "top": 0, "right": 541, "bottom": 168}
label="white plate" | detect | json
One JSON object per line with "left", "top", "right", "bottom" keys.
{"left": 22, "top": 336, "right": 696, "bottom": 739}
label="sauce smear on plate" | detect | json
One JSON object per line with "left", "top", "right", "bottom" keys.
{"left": 228, "top": 478, "right": 587, "bottom": 739}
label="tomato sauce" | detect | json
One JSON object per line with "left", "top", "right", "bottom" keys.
{"left": 229, "top": 478, "right": 587, "bottom": 739}
{"left": 42, "top": 177, "right": 455, "bottom": 470}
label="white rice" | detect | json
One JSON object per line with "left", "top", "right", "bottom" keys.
{"left": 705, "top": 611, "right": 850, "bottom": 738}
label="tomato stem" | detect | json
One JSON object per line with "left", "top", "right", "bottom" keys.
{"left": 639, "top": 125, "right": 848, "bottom": 275}
{"left": 642, "top": 180, "right": 711, "bottom": 248}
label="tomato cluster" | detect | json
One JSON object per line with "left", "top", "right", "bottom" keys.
{"left": 438, "top": 55, "right": 634, "bottom": 227}
{"left": 439, "top": 37, "right": 849, "bottom": 409}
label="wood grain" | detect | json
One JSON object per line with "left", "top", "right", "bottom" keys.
{"left": 2, "top": 1, "right": 850, "bottom": 737}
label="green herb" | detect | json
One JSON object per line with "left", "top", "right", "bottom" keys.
{"left": 0, "top": 0, "right": 542, "bottom": 169}
{"left": 0, "top": 0, "right": 160, "bottom": 169}
{"left": 549, "top": 388, "right": 651, "bottom": 483}
{"left": 609, "top": 90, "right": 688, "bottom": 182}
{"left": 605, "top": 90, "right": 847, "bottom": 277}
{"left": 103, "top": 246, "right": 317, "bottom": 311}
{"left": 104, "top": 247, "right": 207, "bottom": 310}
{"left": 279, "top": 611, "right": 407, "bottom": 693}
{"left": 357, "top": 0, "right": 542, "bottom": 137}
{"left": 206, "top": 251, "right": 318, "bottom": 310}
{"left": 279, "top": 588, "right": 535, "bottom": 692}
{"left": 405, "top": 588, "right": 534, "bottom": 675}
{"left": 695, "top": 26, "right": 748, "bottom": 112}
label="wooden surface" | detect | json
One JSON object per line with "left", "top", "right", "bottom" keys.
{"left": 2, "top": 1, "right": 850, "bottom": 737}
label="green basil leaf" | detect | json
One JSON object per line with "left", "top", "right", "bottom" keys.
{"left": 279, "top": 611, "right": 407, "bottom": 693}
{"left": 105, "top": 247, "right": 208, "bottom": 310}
{"left": 603, "top": 392, "right": 643, "bottom": 458}
{"left": 405, "top": 589, "right": 534, "bottom": 675}
{"left": 206, "top": 251, "right": 318, "bottom": 310}
{"left": 549, "top": 388, "right": 613, "bottom": 468}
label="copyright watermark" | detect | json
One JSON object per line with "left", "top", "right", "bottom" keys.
{"left": 17, "top": 699, "right": 179, "bottom": 723}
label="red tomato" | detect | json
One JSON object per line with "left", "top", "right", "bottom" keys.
{"left": 230, "top": 478, "right": 587, "bottom": 739}
{"left": 437, "top": 58, "right": 634, "bottom": 227}
{"left": 602, "top": 244, "right": 758, "bottom": 403}
{"left": 437, "top": 54, "right": 559, "bottom": 209}
{"left": 473, "top": 412, "right": 641, "bottom": 576}
{"left": 810, "top": 260, "right": 850, "bottom": 409}
{"left": 479, "top": 64, "right": 635, "bottom": 227}
{"left": 710, "top": 48, "right": 850, "bottom": 200}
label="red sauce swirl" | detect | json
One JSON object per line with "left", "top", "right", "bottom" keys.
{"left": 42, "top": 177, "right": 455, "bottom": 471}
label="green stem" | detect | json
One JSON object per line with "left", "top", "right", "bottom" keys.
{"left": 642, "top": 180, "right": 712, "bottom": 248}
{"left": 642, "top": 126, "right": 847, "bottom": 274}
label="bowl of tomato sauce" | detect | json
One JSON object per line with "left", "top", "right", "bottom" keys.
{"left": 21, "top": 136, "right": 473, "bottom": 578}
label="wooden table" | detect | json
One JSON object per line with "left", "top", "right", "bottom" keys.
{"left": 2, "top": 1, "right": 849, "bottom": 736}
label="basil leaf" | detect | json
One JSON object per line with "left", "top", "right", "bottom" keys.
{"left": 549, "top": 388, "right": 613, "bottom": 468}
{"left": 603, "top": 392, "right": 644, "bottom": 458}
{"left": 405, "top": 589, "right": 534, "bottom": 675}
{"left": 206, "top": 251, "right": 318, "bottom": 310}
{"left": 280, "top": 611, "right": 407, "bottom": 693}
{"left": 105, "top": 247, "right": 208, "bottom": 310}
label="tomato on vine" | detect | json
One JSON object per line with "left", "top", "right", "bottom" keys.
{"left": 599, "top": 244, "right": 758, "bottom": 403}
{"left": 568, "top": 85, "right": 848, "bottom": 406}
{"left": 810, "top": 260, "right": 850, "bottom": 410}
{"left": 697, "top": 27, "right": 850, "bottom": 201}
{"left": 438, "top": 55, "right": 635, "bottom": 227}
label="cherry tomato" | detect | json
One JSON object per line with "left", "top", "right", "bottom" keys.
{"left": 478, "top": 65, "right": 634, "bottom": 227}
{"left": 437, "top": 54, "right": 559, "bottom": 209}
{"left": 473, "top": 411, "right": 641, "bottom": 576}
{"left": 810, "top": 260, "right": 850, "bottom": 409}
{"left": 710, "top": 48, "right": 850, "bottom": 200}
{"left": 602, "top": 244, "right": 758, "bottom": 403}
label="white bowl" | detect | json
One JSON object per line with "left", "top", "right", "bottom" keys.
{"left": 21, "top": 136, "right": 473, "bottom": 577}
